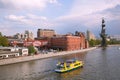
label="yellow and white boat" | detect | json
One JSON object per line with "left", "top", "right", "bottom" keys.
{"left": 55, "top": 59, "right": 84, "bottom": 73}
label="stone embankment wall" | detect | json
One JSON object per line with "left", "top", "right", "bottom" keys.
{"left": 0, "top": 47, "right": 96, "bottom": 66}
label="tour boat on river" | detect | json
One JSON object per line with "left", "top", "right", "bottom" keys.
{"left": 55, "top": 59, "right": 84, "bottom": 73}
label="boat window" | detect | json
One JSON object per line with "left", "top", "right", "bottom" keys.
{"left": 74, "top": 64, "right": 78, "bottom": 66}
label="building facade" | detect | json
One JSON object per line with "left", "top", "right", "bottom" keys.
{"left": 37, "top": 29, "right": 55, "bottom": 38}
{"left": 50, "top": 32, "right": 89, "bottom": 51}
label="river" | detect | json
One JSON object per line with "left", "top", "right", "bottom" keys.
{"left": 0, "top": 46, "right": 120, "bottom": 80}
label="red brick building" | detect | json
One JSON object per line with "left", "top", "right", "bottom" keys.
{"left": 9, "top": 31, "right": 89, "bottom": 51}
{"left": 50, "top": 33, "right": 89, "bottom": 51}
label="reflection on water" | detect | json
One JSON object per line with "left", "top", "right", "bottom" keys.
{"left": 59, "top": 68, "right": 83, "bottom": 80}
{"left": 0, "top": 46, "right": 120, "bottom": 80}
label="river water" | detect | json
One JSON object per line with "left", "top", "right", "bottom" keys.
{"left": 0, "top": 46, "right": 120, "bottom": 80}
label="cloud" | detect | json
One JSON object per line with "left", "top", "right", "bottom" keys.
{"left": 5, "top": 15, "right": 26, "bottom": 22}
{"left": 103, "top": 5, "right": 120, "bottom": 21}
{"left": 5, "top": 14, "right": 56, "bottom": 29}
{"left": 52, "top": 0, "right": 120, "bottom": 36}
{"left": 2, "top": 14, "right": 58, "bottom": 36}
{"left": 70, "top": 0, "right": 120, "bottom": 16}
{"left": 0, "top": 0, "right": 59, "bottom": 10}
{"left": 27, "top": 14, "right": 47, "bottom": 20}
{"left": 4, "top": 2, "right": 120, "bottom": 35}
{"left": 56, "top": 0, "right": 120, "bottom": 28}
{"left": 1, "top": 0, "right": 120, "bottom": 36}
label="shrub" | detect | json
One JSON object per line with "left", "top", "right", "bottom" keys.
{"left": 28, "top": 46, "right": 36, "bottom": 55}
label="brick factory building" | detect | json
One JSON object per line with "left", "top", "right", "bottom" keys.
{"left": 50, "top": 32, "right": 89, "bottom": 51}
{"left": 37, "top": 29, "right": 55, "bottom": 38}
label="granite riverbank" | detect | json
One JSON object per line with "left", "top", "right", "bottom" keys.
{"left": 0, "top": 47, "right": 97, "bottom": 66}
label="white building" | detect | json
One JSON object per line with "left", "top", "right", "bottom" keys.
{"left": 0, "top": 51, "right": 19, "bottom": 59}
{"left": 19, "top": 48, "right": 28, "bottom": 56}
{"left": 0, "top": 47, "right": 20, "bottom": 59}
{"left": 0, "top": 47, "right": 19, "bottom": 52}
{"left": 110, "top": 35, "right": 120, "bottom": 41}
{"left": 0, "top": 47, "right": 28, "bottom": 59}
{"left": 86, "top": 30, "right": 96, "bottom": 41}
{"left": 14, "top": 30, "right": 34, "bottom": 40}
{"left": 25, "top": 30, "right": 34, "bottom": 40}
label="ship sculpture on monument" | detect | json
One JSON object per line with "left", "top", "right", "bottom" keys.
{"left": 100, "top": 18, "right": 107, "bottom": 47}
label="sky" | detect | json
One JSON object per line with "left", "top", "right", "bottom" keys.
{"left": 0, "top": 0, "right": 120, "bottom": 37}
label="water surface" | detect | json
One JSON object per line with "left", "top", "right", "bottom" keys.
{"left": 0, "top": 46, "right": 120, "bottom": 80}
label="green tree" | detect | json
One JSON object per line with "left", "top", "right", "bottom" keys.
{"left": 89, "top": 39, "right": 101, "bottom": 47}
{"left": 0, "top": 36, "right": 9, "bottom": 46}
{"left": 95, "top": 39, "right": 101, "bottom": 45}
{"left": 28, "top": 46, "right": 36, "bottom": 55}
{"left": 89, "top": 39, "right": 95, "bottom": 47}
{"left": 107, "top": 39, "right": 120, "bottom": 45}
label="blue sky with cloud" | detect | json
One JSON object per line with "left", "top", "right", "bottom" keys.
{"left": 0, "top": 0, "right": 120, "bottom": 37}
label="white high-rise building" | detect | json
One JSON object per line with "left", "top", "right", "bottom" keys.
{"left": 14, "top": 30, "right": 34, "bottom": 40}
{"left": 86, "top": 30, "right": 96, "bottom": 41}
{"left": 25, "top": 30, "right": 34, "bottom": 40}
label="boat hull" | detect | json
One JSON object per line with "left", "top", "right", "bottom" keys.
{"left": 55, "top": 65, "right": 83, "bottom": 73}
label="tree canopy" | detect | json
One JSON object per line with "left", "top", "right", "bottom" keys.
{"left": 89, "top": 39, "right": 101, "bottom": 47}
{"left": 28, "top": 46, "right": 36, "bottom": 55}
{"left": 0, "top": 32, "right": 9, "bottom": 46}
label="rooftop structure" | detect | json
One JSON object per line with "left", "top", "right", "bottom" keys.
{"left": 37, "top": 29, "right": 55, "bottom": 38}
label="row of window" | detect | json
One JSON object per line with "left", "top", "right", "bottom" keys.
{"left": 0, "top": 53, "right": 19, "bottom": 59}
